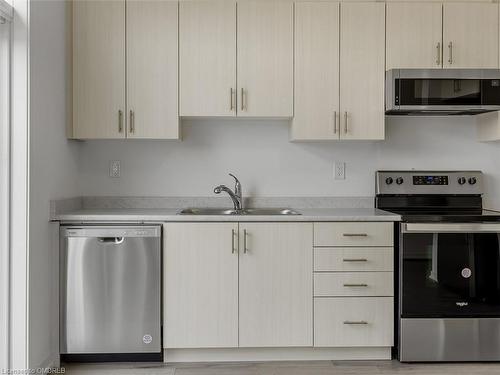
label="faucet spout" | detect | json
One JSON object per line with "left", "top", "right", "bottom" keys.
{"left": 213, "top": 174, "right": 243, "bottom": 211}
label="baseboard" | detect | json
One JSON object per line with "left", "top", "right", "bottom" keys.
{"left": 164, "top": 347, "right": 391, "bottom": 363}
{"left": 32, "top": 351, "right": 60, "bottom": 372}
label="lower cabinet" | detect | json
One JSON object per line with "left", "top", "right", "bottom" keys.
{"left": 312, "top": 222, "right": 395, "bottom": 349}
{"left": 238, "top": 223, "right": 313, "bottom": 347}
{"left": 163, "top": 223, "right": 239, "bottom": 348}
{"left": 163, "top": 221, "right": 394, "bottom": 353}
{"left": 314, "top": 297, "right": 394, "bottom": 347}
{"left": 163, "top": 222, "right": 313, "bottom": 349}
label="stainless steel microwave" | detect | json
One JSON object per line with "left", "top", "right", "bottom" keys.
{"left": 385, "top": 69, "right": 500, "bottom": 116}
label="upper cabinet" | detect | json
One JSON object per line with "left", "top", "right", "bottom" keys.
{"left": 386, "top": 2, "right": 499, "bottom": 70}
{"left": 443, "top": 3, "right": 498, "bottom": 69}
{"left": 126, "top": 0, "right": 179, "bottom": 139}
{"left": 71, "top": 1, "right": 500, "bottom": 141}
{"left": 179, "top": 0, "right": 237, "bottom": 117}
{"left": 72, "top": 0, "right": 126, "bottom": 139}
{"left": 386, "top": 3, "right": 443, "bottom": 70}
{"left": 180, "top": 0, "right": 293, "bottom": 118}
{"left": 340, "top": 2, "right": 385, "bottom": 140}
{"left": 72, "top": 0, "right": 179, "bottom": 139}
{"left": 292, "top": 2, "right": 385, "bottom": 141}
{"left": 237, "top": 1, "right": 294, "bottom": 117}
{"left": 292, "top": 2, "right": 340, "bottom": 140}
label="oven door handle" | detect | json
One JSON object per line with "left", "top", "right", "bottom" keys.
{"left": 402, "top": 223, "right": 500, "bottom": 233}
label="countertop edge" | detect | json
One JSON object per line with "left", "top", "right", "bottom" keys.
{"left": 52, "top": 210, "right": 402, "bottom": 223}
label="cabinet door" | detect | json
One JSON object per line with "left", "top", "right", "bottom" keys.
{"left": 179, "top": 0, "right": 236, "bottom": 117}
{"left": 340, "top": 2, "right": 385, "bottom": 140}
{"left": 127, "top": 0, "right": 179, "bottom": 139}
{"left": 73, "top": 0, "right": 126, "bottom": 139}
{"left": 237, "top": 1, "right": 293, "bottom": 117}
{"left": 443, "top": 3, "right": 498, "bottom": 68}
{"left": 292, "top": 2, "right": 340, "bottom": 140}
{"left": 239, "top": 223, "right": 313, "bottom": 347}
{"left": 163, "top": 223, "right": 239, "bottom": 348}
{"left": 386, "top": 2, "right": 443, "bottom": 69}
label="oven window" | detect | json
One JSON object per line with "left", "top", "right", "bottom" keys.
{"left": 402, "top": 232, "right": 500, "bottom": 318}
{"left": 397, "top": 79, "right": 481, "bottom": 106}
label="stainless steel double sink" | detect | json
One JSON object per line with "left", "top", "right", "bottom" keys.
{"left": 178, "top": 208, "right": 301, "bottom": 216}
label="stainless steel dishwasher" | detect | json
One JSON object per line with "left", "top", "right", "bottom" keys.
{"left": 60, "top": 226, "right": 162, "bottom": 361}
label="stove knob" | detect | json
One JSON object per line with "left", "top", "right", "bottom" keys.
{"left": 469, "top": 177, "right": 477, "bottom": 185}
{"left": 458, "top": 177, "right": 467, "bottom": 185}
{"left": 385, "top": 177, "right": 394, "bottom": 185}
{"left": 396, "top": 177, "right": 404, "bottom": 185}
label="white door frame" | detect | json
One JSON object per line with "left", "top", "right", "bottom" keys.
{"left": 9, "top": 0, "right": 29, "bottom": 371}
{"left": 0, "top": 0, "right": 12, "bottom": 370}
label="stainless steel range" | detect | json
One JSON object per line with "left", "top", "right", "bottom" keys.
{"left": 375, "top": 171, "right": 500, "bottom": 362}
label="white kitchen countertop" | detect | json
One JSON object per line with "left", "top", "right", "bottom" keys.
{"left": 53, "top": 207, "right": 401, "bottom": 222}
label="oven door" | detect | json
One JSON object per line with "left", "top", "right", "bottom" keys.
{"left": 400, "top": 223, "right": 500, "bottom": 318}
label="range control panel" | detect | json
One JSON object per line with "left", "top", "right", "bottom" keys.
{"left": 376, "top": 171, "right": 483, "bottom": 195}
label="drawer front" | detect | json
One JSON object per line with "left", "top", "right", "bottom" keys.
{"left": 314, "top": 247, "right": 393, "bottom": 272}
{"left": 314, "top": 222, "right": 393, "bottom": 247}
{"left": 314, "top": 272, "right": 393, "bottom": 297}
{"left": 314, "top": 297, "right": 394, "bottom": 347}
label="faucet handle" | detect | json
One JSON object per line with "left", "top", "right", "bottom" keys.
{"left": 229, "top": 173, "right": 241, "bottom": 194}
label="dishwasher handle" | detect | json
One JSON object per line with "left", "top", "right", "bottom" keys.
{"left": 97, "top": 237, "right": 125, "bottom": 244}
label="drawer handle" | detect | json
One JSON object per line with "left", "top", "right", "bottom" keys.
{"left": 343, "top": 321, "right": 368, "bottom": 325}
{"left": 343, "top": 258, "right": 368, "bottom": 262}
{"left": 343, "top": 233, "right": 368, "bottom": 237}
{"left": 343, "top": 283, "right": 368, "bottom": 287}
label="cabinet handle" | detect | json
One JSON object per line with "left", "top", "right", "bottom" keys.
{"left": 343, "top": 283, "right": 368, "bottom": 287}
{"left": 448, "top": 42, "right": 453, "bottom": 65}
{"left": 436, "top": 42, "right": 441, "bottom": 66}
{"left": 343, "top": 321, "right": 368, "bottom": 325}
{"left": 230, "top": 88, "right": 235, "bottom": 111}
{"left": 241, "top": 88, "right": 246, "bottom": 111}
{"left": 243, "top": 229, "right": 248, "bottom": 253}
{"left": 118, "top": 110, "right": 123, "bottom": 133}
{"left": 344, "top": 111, "right": 348, "bottom": 134}
{"left": 342, "top": 233, "right": 368, "bottom": 237}
{"left": 343, "top": 258, "right": 368, "bottom": 262}
{"left": 333, "top": 110, "right": 337, "bottom": 134}
{"left": 129, "top": 110, "right": 135, "bottom": 134}
{"left": 231, "top": 229, "right": 237, "bottom": 254}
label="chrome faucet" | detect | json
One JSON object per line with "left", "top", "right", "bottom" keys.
{"left": 214, "top": 173, "right": 243, "bottom": 211}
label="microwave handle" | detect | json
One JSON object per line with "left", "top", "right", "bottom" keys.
{"left": 403, "top": 223, "right": 500, "bottom": 233}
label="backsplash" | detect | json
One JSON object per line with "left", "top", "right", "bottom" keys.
{"left": 77, "top": 116, "right": 500, "bottom": 209}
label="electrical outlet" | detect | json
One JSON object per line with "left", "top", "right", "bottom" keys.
{"left": 109, "top": 160, "right": 121, "bottom": 178}
{"left": 334, "top": 161, "right": 345, "bottom": 180}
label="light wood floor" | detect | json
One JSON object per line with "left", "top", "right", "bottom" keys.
{"left": 64, "top": 360, "right": 500, "bottom": 375}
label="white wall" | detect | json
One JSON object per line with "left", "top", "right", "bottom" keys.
{"left": 79, "top": 116, "right": 500, "bottom": 209}
{"left": 29, "top": 0, "right": 80, "bottom": 369}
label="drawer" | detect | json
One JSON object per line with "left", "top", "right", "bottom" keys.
{"left": 314, "top": 222, "right": 393, "bottom": 247}
{"left": 314, "top": 247, "right": 393, "bottom": 272}
{"left": 314, "top": 297, "right": 394, "bottom": 347}
{"left": 314, "top": 272, "right": 393, "bottom": 297}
